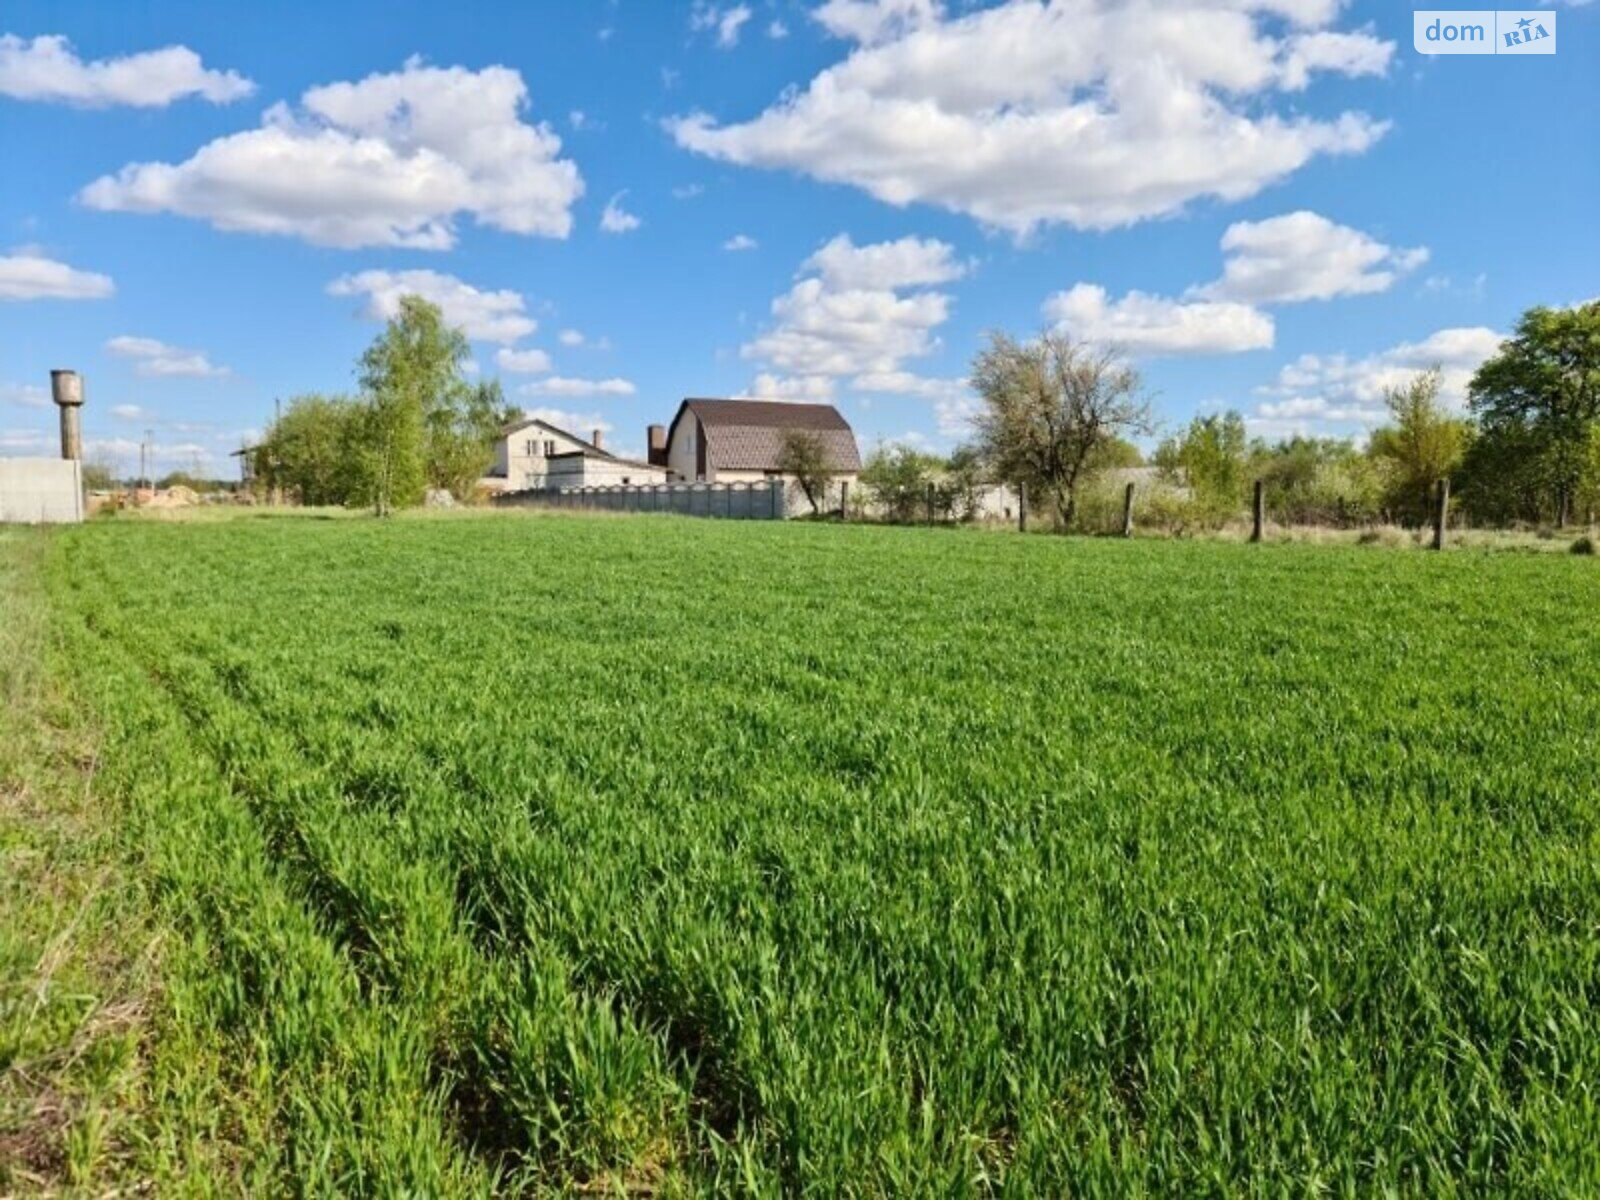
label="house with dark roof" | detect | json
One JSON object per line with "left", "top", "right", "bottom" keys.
{"left": 654, "top": 399, "right": 862, "bottom": 489}
{"left": 483, "top": 415, "right": 666, "bottom": 493}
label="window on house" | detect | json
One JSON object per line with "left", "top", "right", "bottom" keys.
{"left": 544, "top": 439, "right": 556, "bottom": 456}
{"left": 525, "top": 439, "right": 535, "bottom": 456}
{"left": 621, "top": 476, "right": 631, "bottom": 485}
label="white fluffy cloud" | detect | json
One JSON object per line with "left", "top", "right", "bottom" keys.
{"left": 723, "top": 233, "right": 758, "bottom": 251}
{"left": 743, "top": 234, "right": 966, "bottom": 399}
{"left": 1044, "top": 283, "right": 1273, "bottom": 355}
{"left": 1248, "top": 325, "right": 1504, "bottom": 435}
{"left": 747, "top": 279, "right": 948, "bottom": 377}
{"left": 744, "top": 373, "right": 840, "bottom": 401}
{"left": 494, "top": 347, "right": 553, "bottom": 374}
{"left": 600, "top": 191, "right": 642, "bottom": 233}
{"left": 802, "top": 233, "right": 966, "bottom": 291}
{"left": 934, "top": 393, "right": 983, "bottom": 438}
{"left": 1, "top": 382, "right": 49, "bottom": 408}
{"left": 692, "top": 3, "right": 755, "bottom": 47}
{"left": 0, "top": 252, "right": 114, "bottom": 301}
{"left": 519, "top": 376, "right": 636, "bottom": 397}
{"left": 80, "top": 58, "right": 582, "bottom": 248}
{"left": 814, "top": 0, "right": 942, "bottom": 44}
{"left": 106, "top": 335, "right": 228, "bottom": 378}
{"left": 327, "top": 269, "right": 537, "bottom": 344}
{"left": 1197, "top": 210, "right": 1427, "bottom": 303}
{"left": 672, "top": 0, "right": 1391, "bottom": 234}
{"left": 0, "top": 34, "right": 253, "bottom": 107}
{"left": 519, "top": 408, "right": 614, "bottom": 437}
{"left": 111, "top": 403, "right": 143, "bottom": 419}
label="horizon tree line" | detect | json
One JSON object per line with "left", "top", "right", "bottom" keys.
{"left": 252, "top": 294, "right": 1600, "bottom": 529}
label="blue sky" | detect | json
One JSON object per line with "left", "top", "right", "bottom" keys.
{"left": 2, "top": 0, "right": 1596, "bottom": 476}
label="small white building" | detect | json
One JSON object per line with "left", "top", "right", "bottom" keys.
{"left": 483, "top": 416, "right": 665, "bottom": 493}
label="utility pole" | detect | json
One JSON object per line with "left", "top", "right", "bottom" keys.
{"left": 141, "top": 428, "right": 153, "bottom": 491}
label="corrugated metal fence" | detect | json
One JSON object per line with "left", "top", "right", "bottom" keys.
{"left": 496, "top": 479, "right": 788, "bottom": 520}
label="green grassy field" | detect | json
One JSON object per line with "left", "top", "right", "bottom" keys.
{"left": 14, "top": 513, "right": 1600, "bottom": 1193}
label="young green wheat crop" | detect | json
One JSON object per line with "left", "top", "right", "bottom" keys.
{"left": 43, "top": 514, "right": 1600, "bottom": 1194}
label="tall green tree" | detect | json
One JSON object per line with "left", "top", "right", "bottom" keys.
{"left": 1367, "top": 369, "right": 1473, "bottom": 524}
{"left": 1468, "top": 303, "right": 1600, "bottom": 526}
{"left": 970, "top": 331, "right": 1152, "bottom": 528}
{"left": 355, "top": 296, "right": 469, "bottom": 515}
{"left": 1154, "top": 411, "right": 1249, "bottom": 522}
{"left": 427, "top": 378, "right": 515, "bottom": 501}
{"left": 257, "top": 394, "right": 363, "bottom": 506}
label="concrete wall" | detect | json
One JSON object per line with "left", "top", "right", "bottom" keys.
{"left": 0, "top": 458, "right": 83, "bottom": 524}
{"left": 496, "top": 479, "right": 788, "bottom": 520}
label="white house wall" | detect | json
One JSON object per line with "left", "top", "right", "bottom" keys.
{"left": 501, "top": 424, "right": 594, "bottom": 490}
{"left": 666, "top": 417, "right": 700, "bottom": 482}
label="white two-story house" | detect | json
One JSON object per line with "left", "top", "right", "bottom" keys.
{"left": 483, "top": 416, "right": 666, "bottom": 493}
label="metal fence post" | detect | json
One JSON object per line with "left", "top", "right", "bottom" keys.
{"left": 1018, "top": 482, "right": 1027, "bottom": 533}
{"left": 1433, "top": 478, "right": 1450, "bottom": 550}
{"left": 1122, "top": 481, "right": 1136, "bottom": 538}
{"left": 1251, "top": 479, "right": 1265, "bottom": 543}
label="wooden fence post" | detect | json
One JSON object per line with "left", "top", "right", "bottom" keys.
{"left": 1122, "top": 481, "right": 1136, "bottom": 539}
{"left": 1251, "top": 479, "right": 1265, "bottom": 543}
{"left": 839, "top": 480, "right": 849, "bottom": 522}
{"left": 1018, "top": 482, "right": 1027, "bottom": 533}
{"left": 1433, "top": 478, "right": 1450, "bottom": 550}
{"left": 926, "top": 481, "right": 935, "bottom": 525}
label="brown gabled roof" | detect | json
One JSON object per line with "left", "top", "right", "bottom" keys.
{"left": 670, "top": 398, "right": 862, "bottom": 473}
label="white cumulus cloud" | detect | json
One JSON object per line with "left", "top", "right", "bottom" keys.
{"left": 494, "top": 347, "right": 553, "bottom": 374}
{"left": 517, "top": 408, "right": 614, "bottom": 437}
{"left": 80, "top": 58, "right": 582, "bottom": 248}
{"left": 744, "top": 373, "right": 839, "bottom": 401}
{"left": 1197, "top": 210, "right": 1427, "bottom": 303}
{"left": 692, "top": 3, "right": 755, "bottom": 47}
{"left": 328, "top": 269, "right": 537, "bottom": 344}
{"left": 519, "top": 376, "right": 636, "bottom": 397}
{"left": 1, "top": 382, "right": 50, "bottom": 408}
{"left": 671, "top": 0, "right": 1391, "bottom": 234}
{"left": 1248, "top": 325, "right": 1504, "bottom": 435}
{"left": 0, "top": 33, "right": 253, "bottom": 106}
{"left": 106, "top": 335, "right": 228, "bottom": 378}
{"left": 0, "top": 252, "right": 114, "bottom": 301}
{"left": 802, "top": 232, "right": 967, "bottom": 290}
{"left": 600, "top": 191, "right": 641, "bottom": 233}
{"left": 1044, "top": 283, "right": 1273, "bottom": 355}
{"left": 723, "top": 233, "right": 759, "bottom": 251}
{"left": 813, "top": 0, "right": 943, "bottom": 44}
{"left": 743, "top": 233, "right": 966, "bottom": 400}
